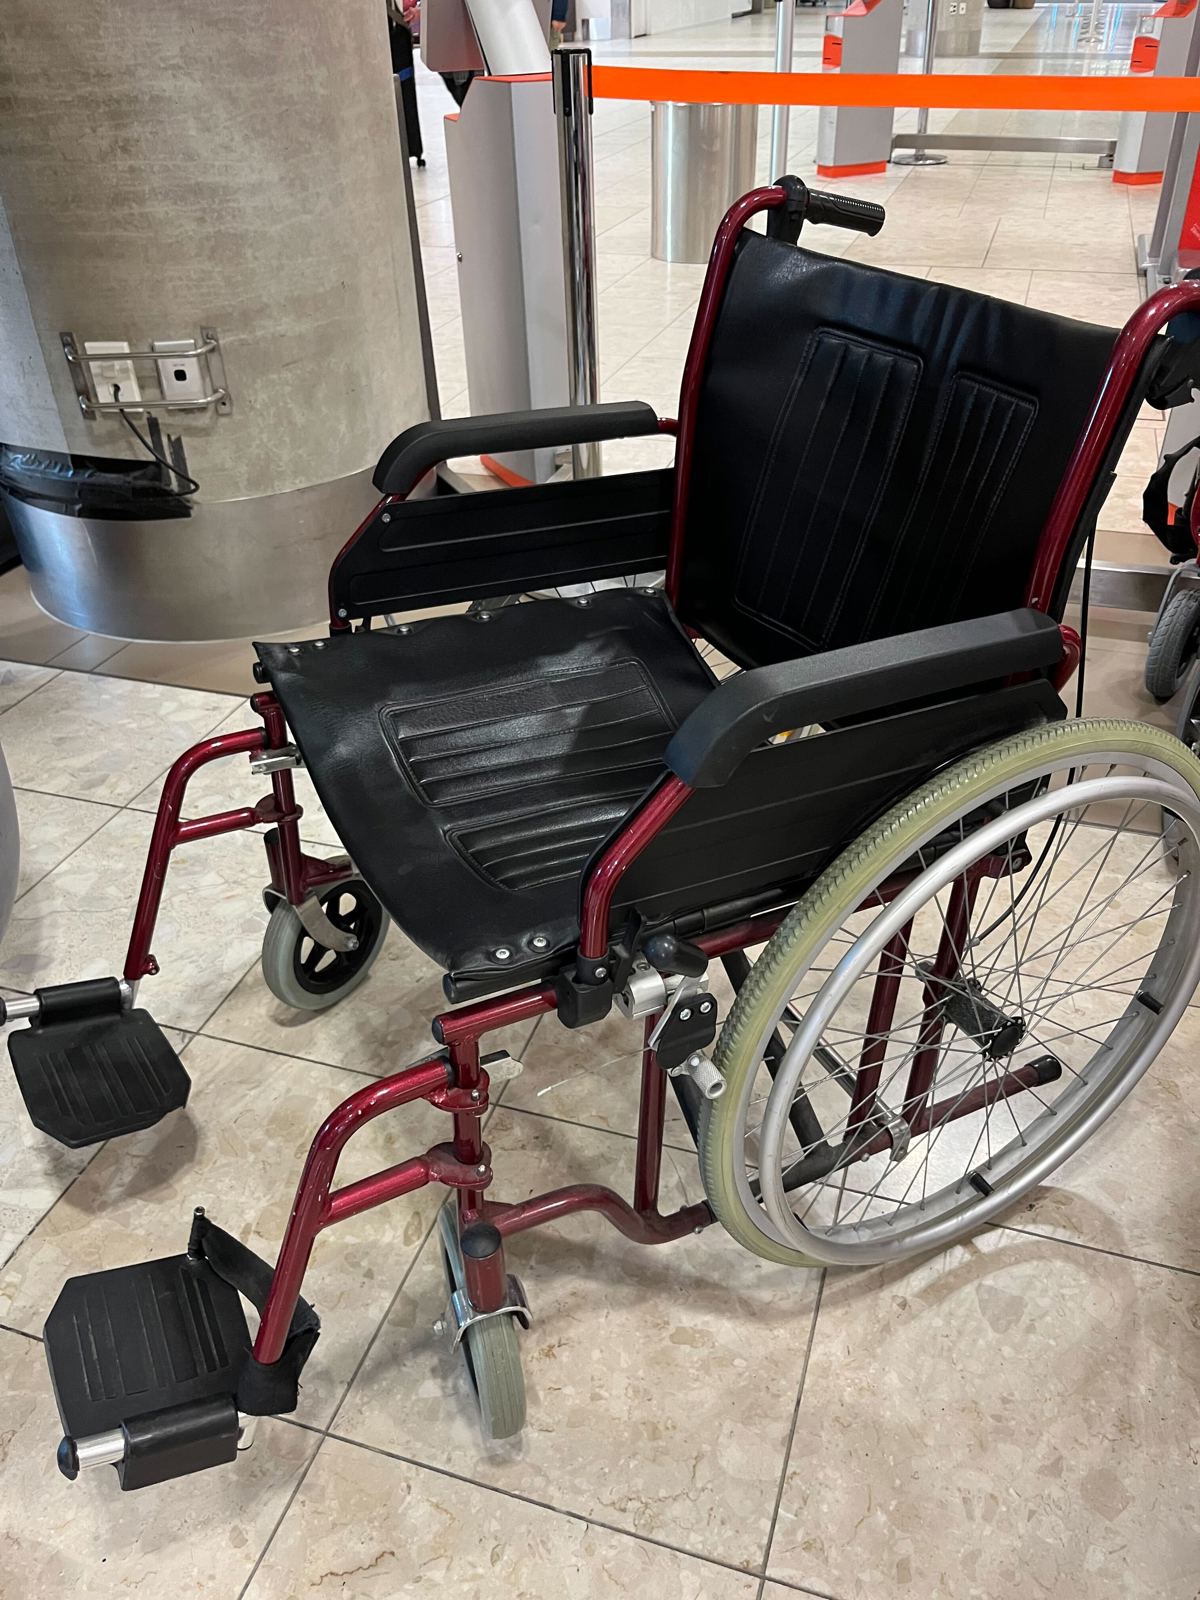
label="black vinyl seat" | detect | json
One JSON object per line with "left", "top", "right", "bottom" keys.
{"left": 257, "top": 590, "right": 715, "bottom": 996}
{"left": 261, "top": 224, "right": 1151, "bottom": 1008}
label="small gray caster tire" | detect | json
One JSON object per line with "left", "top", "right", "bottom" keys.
{"left": 437, "top": 1206, "right": 526, "bottom": 1440}
{"left": 260, "top": 878, "right": 387, "bottom": 1011}
{"left": 1145, "top": 590, "right": 1200, "bottom": 701}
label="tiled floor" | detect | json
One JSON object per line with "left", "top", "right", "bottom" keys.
{"left": 2, "top": 5, "right": 1199, "bottom": 1598}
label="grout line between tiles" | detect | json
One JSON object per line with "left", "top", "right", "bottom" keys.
{"left": 0, "top": 1318, "right": 43, "bottom": 1344}
{"left": 7, "top": 787, "right": 123, "bottom": 904}
{"left": 0, "top": 668, "right": 63, "bottom": 716}
{"left": 495, "top": 1097, "right": 697, "bottom": 1156}
{"left": 318, "top": 1425, "right": 780, "bottom": 1588}
{"left": 235, "top": 1432, "right": 328, "bottom": 1600}
{"left": 757, "top": 1271, "right": 827, "bottom": 1585}
{"left": 990, "top": 1219, "right": 1200, "bottom": 1281}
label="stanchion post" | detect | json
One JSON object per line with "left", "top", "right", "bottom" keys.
{"left": 892, "top": 0, "right": 948, "bottom": 167}
{"left": 770, "top": 0, "right": 796, "bottom": 180}
{"left": 554, "top": 47, "right": 602, "bottom": 480}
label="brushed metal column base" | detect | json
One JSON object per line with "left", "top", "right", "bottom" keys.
{"left": 4, "top": 467, "right": 379, "bottom": 642}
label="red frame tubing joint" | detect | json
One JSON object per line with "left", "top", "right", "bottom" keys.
{"left": 428, "top": 1141, "right": 492, "bottom": 1189}
{"left": 427, "top": 1080, "right": 490, "bottom": 1117}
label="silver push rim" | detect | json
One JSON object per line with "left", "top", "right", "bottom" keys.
{"left": 742, "top": 762, "right": 1200, "bottom": 1264}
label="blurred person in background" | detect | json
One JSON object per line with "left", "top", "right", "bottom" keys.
{"left": 387, "top": 0, "right": 425, "bottom": 167}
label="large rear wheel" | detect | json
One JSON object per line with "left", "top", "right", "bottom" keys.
{"left": 699, "top": 719, "right": 1200, "bottom": 1266}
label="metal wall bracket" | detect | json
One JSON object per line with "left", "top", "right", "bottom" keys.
{"left": 61, "top": 329, "right": 233, "bottom": 419}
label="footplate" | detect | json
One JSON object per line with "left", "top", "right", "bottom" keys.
{"left": 5, "top": 979, "right": 190, "bottom": 1146}
{"left": 45, "top": 1254, "right": 251, "bottom": 1490}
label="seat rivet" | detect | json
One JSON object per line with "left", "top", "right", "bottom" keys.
{"left": 396, "top": 624, "right": 412, "bottom": 635}
{"left": 493, "top": 947, "right": 512, "bottom": 961}
{"left": 314, "top": 640, "right": 325, "bottom": 649}
{"left": 531, "top": 934, "right": 548, "bottom": 950}
{"left": 336, "top": 608, "right": 348, "bottom": 619}
{"left": 381, "top": 512, "right": 391, "bottom": 524}
{"left": 287, "top": 645, "right": 301, "bottom": 654}
{"left": 576, "top": 596, "right": 591, "bottom": 606}
{"left": 477, "top": 611, "right": 492, "bottom": 622}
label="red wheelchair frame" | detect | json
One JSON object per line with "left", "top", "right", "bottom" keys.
{"left": 117, "top": 185, "right": 1200, "bottom": 1374}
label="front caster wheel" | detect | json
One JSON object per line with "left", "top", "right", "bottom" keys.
{"left": 260, "top": 878, "right": 387, "bottom": 1011}
{"left": 437, "top": 1207, "right": 526, "bottom": 1440}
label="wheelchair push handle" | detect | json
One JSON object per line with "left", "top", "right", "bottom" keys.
{"left": 767, "top": 176, "right": 885, "bottom": 245}
{"left": 804, "top": 189, "right": 885, "bottom": 237}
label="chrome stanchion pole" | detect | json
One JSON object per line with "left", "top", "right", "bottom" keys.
{"left": 892, "top": 0, "right": 947, "bottom": 167}
{"left": 770, "top": 0, "right": 796, "bottom": 179}
{"left": 554, "top": 47, "right": 602, "bottom": 480}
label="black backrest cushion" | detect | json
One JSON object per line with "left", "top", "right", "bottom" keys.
{"left": 679, "top": 233, "right": 1121, "bottom": 667}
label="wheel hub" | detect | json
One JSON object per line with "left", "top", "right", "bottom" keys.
{"left": 918, "top": 964, "right": 1026, "bottom": 1059}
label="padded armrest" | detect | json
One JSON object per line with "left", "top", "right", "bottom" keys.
{"left": 373, "top": 402, "right": 661, "bottom": 494}
{"left": 666, "top": 609, "right": 1064, "bottom": 787}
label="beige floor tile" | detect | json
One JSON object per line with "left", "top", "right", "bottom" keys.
{"left": 99, "top": 617, "right": 342, "bottom": 695}
{"left": 46, "top": 633, "right": 128, "bottom": 672}
{"left": 923, "top": 266, "right": 1031, "bottom": 301}
{"left": 246, "top": 1435, "right": 760, "bottom": 1600}
{"left": 1080, "top": 642, "right": 1173, "bottom": 728}
{"left": 768, "top": 1231, "right": 1200, "bottom": 1600}
{"left": 0, "top": 669, "right": 237, "bottom": 805}
{"left": 0, "top": 660, "right": 58, "bottom": 713}
{"left": 0, "top": 569, "right": 87, "bottom": 665}
{"left": 847, "top": 215, "right": 995, "bottom": 270}
{"left": 988, "top": 219, "right": 1133, "bottom": 275}
{"left": 0, "top": 808, "right": 268, "bottom": 1030}
{"left": 1093, "top": 526, "right": 1167, "bottom": 569}
{"left": 127, "top": 704, "right": 342, "bottom": 849}
{"left": 1024, "top": 272, "right": 1143, "bottom": 326}
{"left": 1097, "top": 473, "right": 1152, "bottom": 536}
{"left": 0, "top": 1329, "right": 317, "bottom": 1597}
{"left": 0, "top": 1033, "right": 453, "bottom": 1426}
{"left": 1003, "top": 1011, "right": 1200, "bottom": 1274}
{"left": 336, "top": 1107, "right": 821, "bottom": 1568}
{"left": 1116, "top": 422, "right": 1162, "bottom": 477}
{"left": 11, "top": 787, "right": 119, "bottom": 898}
{"left": 504, "top": 1008, "right": 694, "bottom": 1147}
{"left": 204, "top": 921, "right": 463, "bottom": 1076}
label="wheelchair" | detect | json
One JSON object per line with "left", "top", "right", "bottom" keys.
{"left": 11, "top": 176, "right": 1200, "bottom": 1489}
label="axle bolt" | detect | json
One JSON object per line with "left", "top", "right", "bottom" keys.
{"left": 679, "top": 1008, "right": 692, "bottom": 1021}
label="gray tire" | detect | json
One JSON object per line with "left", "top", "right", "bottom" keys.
{"left": 437, "top": 1206, "right": 526, "bottom": 1440}
{"left": 1145, "top": 590, "right": 1200, "bottom": 701}
{"left": 260, "top": 878, "right": 388, "bottom": 1011}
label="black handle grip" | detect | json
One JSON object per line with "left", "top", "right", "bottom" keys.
{"left": 803, "top": 188, "right": 886, "bottom": 237}
{"left": 373, "top": 402, "right": 660, "bottom": 495}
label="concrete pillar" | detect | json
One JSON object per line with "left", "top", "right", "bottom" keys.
{"left": 0, "top": 0, "right": 428, "bottom": 639}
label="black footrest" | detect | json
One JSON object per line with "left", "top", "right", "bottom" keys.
{"left": 46, "top": 1254, "right": 252, "bottom": 1488}
{"left": 8, "top": 979, "right": 190, "bottom": 1146}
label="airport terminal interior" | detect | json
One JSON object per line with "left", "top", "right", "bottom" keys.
{"left": 0, "top": 2, "right": 1197, "bottom": 1596}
